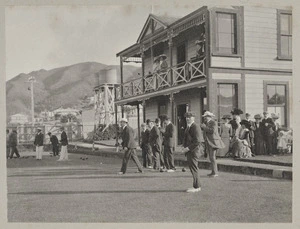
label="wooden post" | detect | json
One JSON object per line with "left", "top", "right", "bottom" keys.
{"left": 120, "top": 56, "right": 124, "bottom": 98}
{"left": 140, "top": 45, "right": 145, "bottom": 93}
{"left": 168, "top": 31, "right": 174, "bottom": 86}
{"left": 170, "top": 93, "right": 175, "bottom": 124}
{"left": 142, "top": 100, "right": 146, "bottom": 122}
{"left": 137, "top": 103, "right": 141, "bottom": 146}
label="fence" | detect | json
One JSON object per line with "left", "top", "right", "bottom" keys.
{"left": 7, "top": 123, "right": 84, "bottom": 145}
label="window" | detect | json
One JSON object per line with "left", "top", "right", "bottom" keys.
{"left": 278, "top": 11, "right": 292, "bottom": 60}
{"left": 217, "top": 83, "right": 238, "bottom": 120}
{"left": 216, "top": 13, "right": 237, "bottom": 54}
{"left": 158, "top": 103, "right": 167, "bottom": 117}
{"left": 266, "top": 84, "right": 287, "bottom": 126}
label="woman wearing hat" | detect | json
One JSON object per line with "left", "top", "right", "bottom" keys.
{"left": 253, "top": 114, "right": 266, "bottom": 155}
{"left": 217, "top": 114, "right": 233, "bottom": 157}
{"left": 230, "top": 120, "right": 252, "bottom": 158}
{"left": 159, "top": 54, "right": 168, "bottom": 71}
{"left": 229, "top": 108, "right": 243, "bottom": 137}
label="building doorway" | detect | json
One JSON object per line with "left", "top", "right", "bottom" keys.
{"left": 177, "top": 103, "right": 189, "bottom": 145}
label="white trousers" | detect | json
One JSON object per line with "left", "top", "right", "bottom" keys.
{"left": 36, "top": 146, "right": 43, "bottom": 159}
{"left": 58, "top": 145, "right": 68, "bottom": 160}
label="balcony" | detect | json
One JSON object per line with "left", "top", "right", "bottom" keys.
{"left": 118, "top": 58, "right": 206, "bottom": 100}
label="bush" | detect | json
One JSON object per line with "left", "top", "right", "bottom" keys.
{"left": 84, "top": 124, "right": 120, "bottom": 143}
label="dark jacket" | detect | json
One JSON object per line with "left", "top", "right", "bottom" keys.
{"left": 121, "top": 125, "right": 136, "bottom": 149}
{"left": 61, "top": 131, "right": 68, "bottom": 146}
{"left": 261, "top": 118, "right": 276, "bottom": 136}
{"left": 183, "top": 122, "right": 203, "bottom": 158}
{"left": 50, "top": 135, "right": 59, "bottom": 146}
{"left": 164, "top": 122, "right": 175, "bottom": 147}
{"left": 34, "top": 132, "right": 44, "bottom": 146}
{"left": 202, "top": 119, "right": 225, "bottom": 149}
{"left": 149, "top": 125, "right": 161, "bottom": 151}
{"left": 141, "top": 129, "right": 150, "bottom": 148}
{"left": 9, "top": 132, "right": 18, "bottom": 147}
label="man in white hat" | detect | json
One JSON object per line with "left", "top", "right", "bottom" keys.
{"left": 34, "top": 127, "right": 44, "bottom": 160}
{"left": 118, "top": 118, "right": 143, "bottom": 174}
{"left": 201, "top": 111, "right": 225, "bottom": 177}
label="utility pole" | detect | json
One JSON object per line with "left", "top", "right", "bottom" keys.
{"left": 27, "top": 76, "right": 36, "bottom": 125}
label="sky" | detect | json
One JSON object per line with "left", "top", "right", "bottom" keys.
{"left": 5, "top": 4, "right": 199, "bottom": 81}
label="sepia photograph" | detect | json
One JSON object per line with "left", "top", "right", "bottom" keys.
{"left": 1, "top": 0, "right": 298, "bottom": 225}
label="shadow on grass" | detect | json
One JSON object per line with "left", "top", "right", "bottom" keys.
{"left": 9, "top": 189, "right": 186, "bottom": 195}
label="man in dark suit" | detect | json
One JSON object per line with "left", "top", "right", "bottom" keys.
{"left": 261, "top": 111, "right": 276, "bottom": 155}
{"left": 140, "top": 123, "right": 152, "bottom": 168}
{"left": 201, "top": 111, "right": 225, "bottom": 177}
{"left": 163, "top": 116, "right": 176, "bottom": 172}
{"left": 147, "top": 119, "right": 162, "bottom": 170}
{"left": 118, "top": 118, "right": 143, "bottom": 174}
{"left": 182, "top": 112, "right": 203, "bottom": 193}
{"left": 9, "top": 129, "right": 20, "bottom": 159}
{"left": 155, "top": 118, "right": 165, "bottom": 171}
{"left": 48, "top": 132, "right": 59, "bottom": 157}
{"left": 34, "top": 127, "right": 44, "bottom": 160}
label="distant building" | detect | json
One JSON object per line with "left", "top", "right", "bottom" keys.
{"left": 10, "top": 113, "right": 29, "bottom": 124}
{"left": 53, "top": 107, "right": 81, "bottom": 120}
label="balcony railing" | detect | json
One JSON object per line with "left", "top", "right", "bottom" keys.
{"left": 121, "top": 58, "right": 206, "bottom": 99}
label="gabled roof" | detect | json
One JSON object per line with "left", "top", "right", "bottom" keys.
{"left": 137, "top": 14, "right": 180, "bottom": 43}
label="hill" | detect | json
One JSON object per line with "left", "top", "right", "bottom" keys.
{"left": 6, "top": 62, "right": 141, "bottom": 120}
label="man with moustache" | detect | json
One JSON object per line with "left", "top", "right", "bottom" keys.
{"left": 182, "top": 112, "right": 203, "bottom": 193}
{"left": 147, "top": 119, "right": 162, "bottom": 170}
{"left": 200, "top": 111, "right": 225, "bottom": 177}
{"left": 118, "top": 118, "right": 143, "bottom": 174}
{"left": 163, "top": 116, "right": 176, "bottom": 172}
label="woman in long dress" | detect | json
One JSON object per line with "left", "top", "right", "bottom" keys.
{"left": 253, "top": 114, "right": 266, "bottom": 155}
{"left": 217, "top": 114, "right": 233, "bottom": 157}
{"left": 230, "top": 120, "right": 252, "bottom": 158}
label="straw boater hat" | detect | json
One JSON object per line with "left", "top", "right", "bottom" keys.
{"left": 159, "top": 54, "right": 167, "bottom": 60}
{"left": 202, "top": 111, "right": 215, "bottom": 118}
{"left": 254, "top": 114, "right": 262, "bottom": 119}
{"left": 120, "top": 118, "right": 128, "bottom": 123}
{"left": 222, "top": 114, "right": 232, "bottom": 120}
{"left": 184, "top": 112, "right": 196, "bottom": 118}
{"left": 37, "top": 127, "right": 42, "bottom": 131}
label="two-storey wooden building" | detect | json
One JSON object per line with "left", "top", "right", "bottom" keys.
{"left": 115, "top": 6, "right": 292, "bottom": 145}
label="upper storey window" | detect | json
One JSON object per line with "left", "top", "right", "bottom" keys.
{"left": 278, "top": 10, "right": 292, "bottom": 60}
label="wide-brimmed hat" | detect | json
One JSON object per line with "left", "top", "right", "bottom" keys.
{"left": 231, "top": 108, "right": 243, "bottom": 115}
{"left": 154, "top": 56, "right": 160, "bottom": 62}
{"left": 141, "top": 123, "right": 146, "bottom": 127}
{"left": 254, "top": 114, "right": 262, "bottom": 119}
{"left": 222, "top": 114, "right": 232, "bottom": 120}
{"left": 202, "top": 111, "right": 215, "bottom": 118}
{"left": 37, "top": 127, "right": 42, "bottom": 131}
{"left": 159, "top": 54, "right": 167, "bottom": 60}
{"left": 120, "top": 118, "right": 128, "bottom": 123}
{"left": 271, "top": 113, "right": 279, "bottom": 119}
{"left": 240, "top": 119, "right": 251, "bottom": 128}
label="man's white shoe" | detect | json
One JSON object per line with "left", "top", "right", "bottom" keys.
{"left": 167, "top": 169, "right": 175, "bottom": 172}
{"left": 117, "top": 172, "right": 124, "bottom": 175}
{"left": 186, "top": 187, "right": 201, "bottom": 193}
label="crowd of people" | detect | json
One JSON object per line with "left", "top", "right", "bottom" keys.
{"left": 6, "top": 126, "right": 69, "bottom": 161}
{"left": 218, "top": 108, "right": 293, "bottom": 158}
